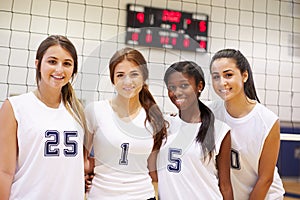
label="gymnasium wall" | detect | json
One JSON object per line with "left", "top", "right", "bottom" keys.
{"left": 0, "top": 0, "right": 299, "bottom": 124}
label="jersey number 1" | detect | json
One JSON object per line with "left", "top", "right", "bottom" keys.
{"left": 119, "top": 143, "right": 129, "bottom": 165}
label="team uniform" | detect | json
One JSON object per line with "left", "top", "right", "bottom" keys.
{"left": 8, "top": 92, "right": 85, "bottom": 200}
{"left": 207, "top": 100, "right": 285, "bottom": 199}
{"left": 85, "top": 100, "right": 155, "bottom": 200}
{"left": 157, "top": 115, "right": 231, "bottom": 199}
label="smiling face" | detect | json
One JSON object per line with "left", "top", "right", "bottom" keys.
{"left": 113, "top": 59, "right": 144, "bottom": 99}
{"left": 37, "top": 45, "right": 74, "bottom": 91}
{"left": 210, "top": 58, "right": 248, "bottom": 102}
{"left": 167, "top": 71, "right": 203, "bottom": 111}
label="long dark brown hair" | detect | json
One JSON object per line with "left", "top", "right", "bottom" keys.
{"left": 164, "top": 61, "right": 215, "bottom": 160}
{"left": 209, "top": 48, "right": 260, "bottom": 103}
{"left": 109, "top": 47, "right": 168, "bottom": 151}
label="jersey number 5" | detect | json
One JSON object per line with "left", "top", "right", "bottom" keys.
{"left": 168, "top": 148, "right": 182, "bottom": 173}
{"left": 44, "top": 130, "right": 78, "bottom": 157}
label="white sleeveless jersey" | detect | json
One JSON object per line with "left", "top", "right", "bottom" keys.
{"left": 157, "top": 115, "right": 230, "bottom": 199}
{"left": 8, "top": 92, "right": 85, "bottom": 200}
{"left": 85, "top": 100, "right": 155, "bottom": 200}
{"left": 207, "top": 100, "right": 285, "bottom": 200}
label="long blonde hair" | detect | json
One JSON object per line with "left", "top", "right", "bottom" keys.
{"left": 35, "top": 35, "right": 87, "bottom": 133}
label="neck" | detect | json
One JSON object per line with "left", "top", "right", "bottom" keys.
{"left": 225, "top": 95, "right": 256, "bottom": 118}
{"left": 179, "top": 103, "right": 201, "bottom": 123}
{"left": 35, "top": 85, "right": 62, "bottom": 108}
{"left": 111, "top": 95, "right": 142, "bottom": 118}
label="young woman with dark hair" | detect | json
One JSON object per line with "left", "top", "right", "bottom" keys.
{"left": 84, "top": 47, "right": 168, "bottom": 200}
{"left": 157, "top": 61, "right": 233, "bottom": 199}
{"left": 209, "top": 49, "right": 285, "bottom": 199}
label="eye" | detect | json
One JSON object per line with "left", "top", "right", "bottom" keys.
{"left": 212, "top": 74, "right": 220, "bottom": 80}
{"left": 180, "top": 84, "right": 189, "bottom": 89}
{"left": 224, "top": 73, "right": 233, "bottom": 78}
{"left": 168, "top": 85, "right": 176, "bottom": 91}
{"left": 130, "top": 72, "right": 140, "bottom": 78}
{"left": 64, "top": 62, "right": 72, "bottom": 67}
{"left": 116, "top": 74, "right": 124, "bottom": 78}
{"left": 48, "top": 60, "right": 57, "bottom": 65}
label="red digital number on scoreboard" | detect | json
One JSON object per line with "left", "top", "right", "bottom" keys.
{"left": 126, "top": 4, "right": 208, "bottom": 52}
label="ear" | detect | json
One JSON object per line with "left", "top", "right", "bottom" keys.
{"left": 197, "top": 81, "right": 204, "bottom": 92}
{"left": 242, "top": 70, "right": 248, "bottom": 83}
{"left": 35, "top": 59, "right": 39, "bottom": 70}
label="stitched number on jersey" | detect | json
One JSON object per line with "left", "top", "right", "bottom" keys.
{"left": 119, "top": 143, "right": 129, "bottom": 165}
{"left": 44, "top": 130, "right": 78, "bottom": 157}
{"left": 168, "top": 148, "right": 182, "bottom": 173}
{"left": 231, "top": 148, "right": 241, "bottom": 169}
{"left": 44, "top": 130, "right": 60, "bottom": 156}
{"left": 64, "top": 131, "right": 78, "bottom": 156}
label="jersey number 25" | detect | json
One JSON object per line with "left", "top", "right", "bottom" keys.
{"left": 44, "top": 130, "right": 78, "bottom": 157}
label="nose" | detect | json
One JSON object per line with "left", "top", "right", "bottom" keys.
{"left": 220, "top": 77, "right": 228, "bottom": 86}
{"left": 55, "top": 62, "right": 64, "bottom": 73}
{"left": 123, "top": 75, "right": 132, "bottom": 84}
{"left": 173, "top": 87, "right": 183, "bottom": 97}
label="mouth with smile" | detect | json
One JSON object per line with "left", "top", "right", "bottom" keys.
{"left": 51, "top": 75, "right": 65, "bottom": 80}
{"left": 123, "top": 86, "right": 135, "bottom": 91}
{"left": 219, "top": 88, "right": 230, "bottom": 94}
{"left": 174, "top": 98, "right": 185, "bottom": 107}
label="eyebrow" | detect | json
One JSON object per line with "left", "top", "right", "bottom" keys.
{"left": 47, "top": 56, "right": 73, "bottom": 62}
{"left": 64, "top": 59, "right": 73, "bottom": 62}
{"left": 115, "top": 69, "right": 140, "bottom": 74}
{"left": 223, "top": 69, "right": 234, "bottom": 73}
{"left": 46, "top": 56, "right": 58, "bottom": 60}
{"left": 168, "top": 79, "right": 189, "bottom": 84}
{"left": 130, "top": 69, "right": 140, "bottom": 73}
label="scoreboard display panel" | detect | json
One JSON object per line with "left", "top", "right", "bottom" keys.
{"left": 126, "top": 4, "right": 209, "bottom": 52}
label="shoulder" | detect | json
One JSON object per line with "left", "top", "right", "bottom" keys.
{"left": 85, "top": 100, "right": 108, "bottom": 112}
{"left": 8, "top": 92, "right": 34, "bottom": 110}
{"left": 254, "top": 103, "right": 278, "bottom": 122}
{"left": 164, "top": 114, "right": 180, "bottom": 135}
{"left": 205, "top": 100, "right": 224, "bottom": 111}
{"left": 163, "top": 113, "right": 177, "bottom": 123}
{"left": 214, "top": 119, "right": 230, "bottom": 140}
{"left": 214, "top": 119, "right": 230, "bottom": 132}
{"left": 0, "top": 99, "right": 14, "bottom": 116}
{"left": 84, "top": 100, "right": 112, "bottom": 125}
{"left": 8, "top": 92, "right": 32, "bottom": 102}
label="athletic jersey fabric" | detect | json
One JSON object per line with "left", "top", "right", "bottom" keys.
{"left": 157, "top": 114, "right": 231, "bottom": 199}
{"left": 207, "top": 100, "right": 285, "bottom": 200}
{"left": 8, "top": 92, "right": 85, "bottom": 200}
{"left": 85, "top": 100, "right": 155, "bottom": 200}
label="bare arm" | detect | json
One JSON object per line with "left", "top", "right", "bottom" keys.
{"left": 147, "top": 150, "right": 158, "bottom": 182}
{"left": 249, "top": 120, "right": 281, "bottom": 200}
{"left": 0, "top": 100, "right": 18, "bottom": 199}
{"left": 83, "top": 129, "right": 94, "bottom": 175}
{"left": 217, "top": 131, "right": 233, "bottom": 200}
{"left": 147, "top": 150, "right": 158, "bottom": 199}
{"left": 83, "top": 128, "right": 94, "bottom": 193}
{"left": 84, "top": 151, "right": 95, "bottom": 193}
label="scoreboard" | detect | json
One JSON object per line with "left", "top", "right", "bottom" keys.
{"left": 125, "top": 4, "right": 209, "bottom": 52}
